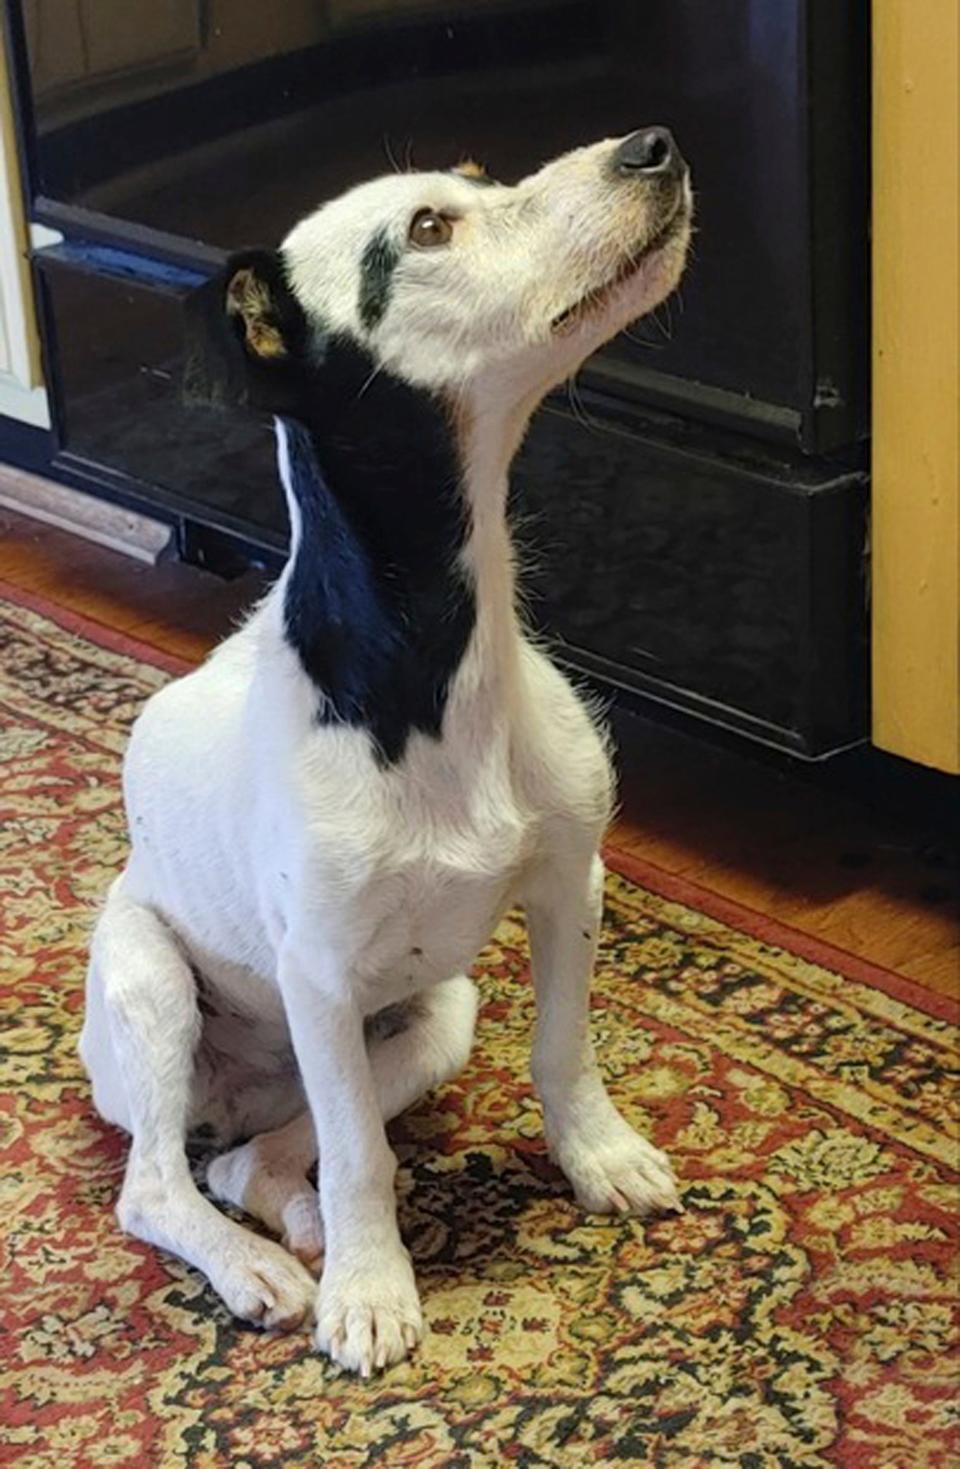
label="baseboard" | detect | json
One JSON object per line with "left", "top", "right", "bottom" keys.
{"left": 0, "top": 463, "right": 173, "bottom": 563}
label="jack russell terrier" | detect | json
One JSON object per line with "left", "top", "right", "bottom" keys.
{"left": 80, "top": 129, "right": 693, "bottom": 1376}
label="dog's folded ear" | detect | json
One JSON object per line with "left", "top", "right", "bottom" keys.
{"left": 183, "top": 248, "right": 308, "bottom": 414}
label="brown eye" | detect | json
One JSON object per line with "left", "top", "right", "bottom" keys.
{"left": 409, "top": 209, "right": 454, "bottom": 248}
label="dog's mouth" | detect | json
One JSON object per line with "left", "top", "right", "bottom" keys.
{"left": 550, "top": 203, "right": 687, "bottom": 334}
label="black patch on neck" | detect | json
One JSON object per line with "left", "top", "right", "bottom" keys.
{"left": 182, "top": 248, "right": 476, "bottom": 764}
{"left": 358, "top": 229, "right": 402, "bottom": 331}
{"left": 280, "top": 340, "right": 475, "bottom": 765}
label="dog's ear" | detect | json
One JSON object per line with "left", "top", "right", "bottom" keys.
{"left": 183, "top": 248, "right": 308, "bottom": 413}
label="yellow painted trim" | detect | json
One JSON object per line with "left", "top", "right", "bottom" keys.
{"left": 872, "top": 0, "right": 960, "bottom": 774}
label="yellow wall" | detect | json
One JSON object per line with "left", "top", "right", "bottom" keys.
{"left": 872, "top": 0, "right": 960, "bottom": 774}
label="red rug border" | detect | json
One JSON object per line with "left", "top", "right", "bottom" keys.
{"left": 0, "top": 577, "right": 195, "bottom": 678}
{"left": 2, "top": 577, "right": 954, "bottom": 1026}
{"left": 603, "top": 846, "right": 957, "bottom": 1024}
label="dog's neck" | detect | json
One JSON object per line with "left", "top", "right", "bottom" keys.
{"left": 270, "top": 356, "right": 526, "bottom": 765}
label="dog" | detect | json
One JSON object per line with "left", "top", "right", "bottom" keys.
{"left": 79, "top": 129, "right": 692, "bottom": 1376}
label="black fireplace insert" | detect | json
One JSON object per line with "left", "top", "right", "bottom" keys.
{"left": 1, "top": 0, "right": 869, "bottom": 757}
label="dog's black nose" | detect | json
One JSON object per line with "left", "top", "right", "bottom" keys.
{"left": 613, "top": 128, "right": 684, "bottom": 180}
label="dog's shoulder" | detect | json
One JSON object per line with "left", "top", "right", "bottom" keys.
{"left": 515, "top": 640, "right": 614, "bottom": 831}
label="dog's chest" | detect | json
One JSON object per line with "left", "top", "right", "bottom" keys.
{"left": 303, "top": 747, "right": 537, "bottom": 1006}
{"left": 351, "top": 862, "right": 512, "bottom": 1001}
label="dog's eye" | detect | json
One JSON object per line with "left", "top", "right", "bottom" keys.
{"left": 409, "top": 209, "right": 454, "bottom": 248}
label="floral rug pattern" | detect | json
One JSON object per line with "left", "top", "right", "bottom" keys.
{"left": 0, "top": 588, "right": 957, "bottom": 1468}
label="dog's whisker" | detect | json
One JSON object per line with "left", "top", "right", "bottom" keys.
{"left": 620, "top": 323, "right": 664, "bottom": 349}
{"left": 356, "top": 363, "right": 386, "bottom": 399}
{"left": 382, "top": 134, "right": 403, "bottom": 176}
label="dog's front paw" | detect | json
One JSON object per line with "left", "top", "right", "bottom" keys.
{"left": 551, "top": 1108, "right": 681, "bottom": 1217}
{"left": 315, "top": 1250, "right": 423, "bottom": 1376}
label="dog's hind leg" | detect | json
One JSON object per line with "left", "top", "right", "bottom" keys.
{"left": 81, "top": 879, "right": 315, "bottom": 1330}
{"left": 207, "top": 973, "right": 478, "bottom": 1269}
{"left": 207, "top": 1110, "right": 324, "bottom": 1272}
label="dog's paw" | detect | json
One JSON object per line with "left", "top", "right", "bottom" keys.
{"left": 280, "top": 1194, "right": 325, "bottom": 1276}
{"left": 315, "top": 1252, "right": 423, "bottom": 1376}
{"left": 207, "top": 1146, "right": 324, "bottom": 1275}
{"left": 210, "top": 1236, "right": 316, "bottom": 1331}
{"left": 551, "top": 1110, "right": 680, "bottom": 1217}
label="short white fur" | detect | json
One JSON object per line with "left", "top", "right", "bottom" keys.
{"left": 80, "top": 134, "right": 691, "bottom": 1376}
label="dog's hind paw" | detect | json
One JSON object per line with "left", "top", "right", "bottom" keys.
{"left": 210, "top": 1237, "right": 316, "bottom": 1332}
{"left": 281, "top": 1196, "right": 325, "bottom": 1277}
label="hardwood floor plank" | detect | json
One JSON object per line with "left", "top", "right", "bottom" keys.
{"left": 896, "top": 944, "right": 960, "bottom": 998}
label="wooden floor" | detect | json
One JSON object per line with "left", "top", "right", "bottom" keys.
{"left": 2, "top": 505, "right": 957, "bottom": 1001}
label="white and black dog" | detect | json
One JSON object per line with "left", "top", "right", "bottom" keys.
{"left": 80, "top": 130, "right": 693, "bottom": 1376}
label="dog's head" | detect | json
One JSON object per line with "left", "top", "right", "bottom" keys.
{"left": 187, "top": 130, "right": 692, "bottom": 421}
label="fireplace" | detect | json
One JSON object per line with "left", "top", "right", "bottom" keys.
{"left": 2, "top": 0, "right": 869, "bottom": 756}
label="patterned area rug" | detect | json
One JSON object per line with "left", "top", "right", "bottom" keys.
{"left": 1, "top": 583, "right": 957, "bottom": 1469}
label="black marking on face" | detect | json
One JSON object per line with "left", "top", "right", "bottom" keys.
{"left": 358, "top": 228, "right": 402, "bottom": 331}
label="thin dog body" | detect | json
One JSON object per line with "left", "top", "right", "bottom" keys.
{"left": 80, "top": 130, "right": 693, "bottom": 1375}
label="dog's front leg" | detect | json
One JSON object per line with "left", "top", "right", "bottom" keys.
{"left": 279, "top": 939, "right": 422, "bottom": 1375}
{"left": 525, "top": 849, "right": 681, "bottom": 1217}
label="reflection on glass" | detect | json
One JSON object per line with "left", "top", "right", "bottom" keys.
{"left": 20, "top": 0, "right": 812, "bottom": 405}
